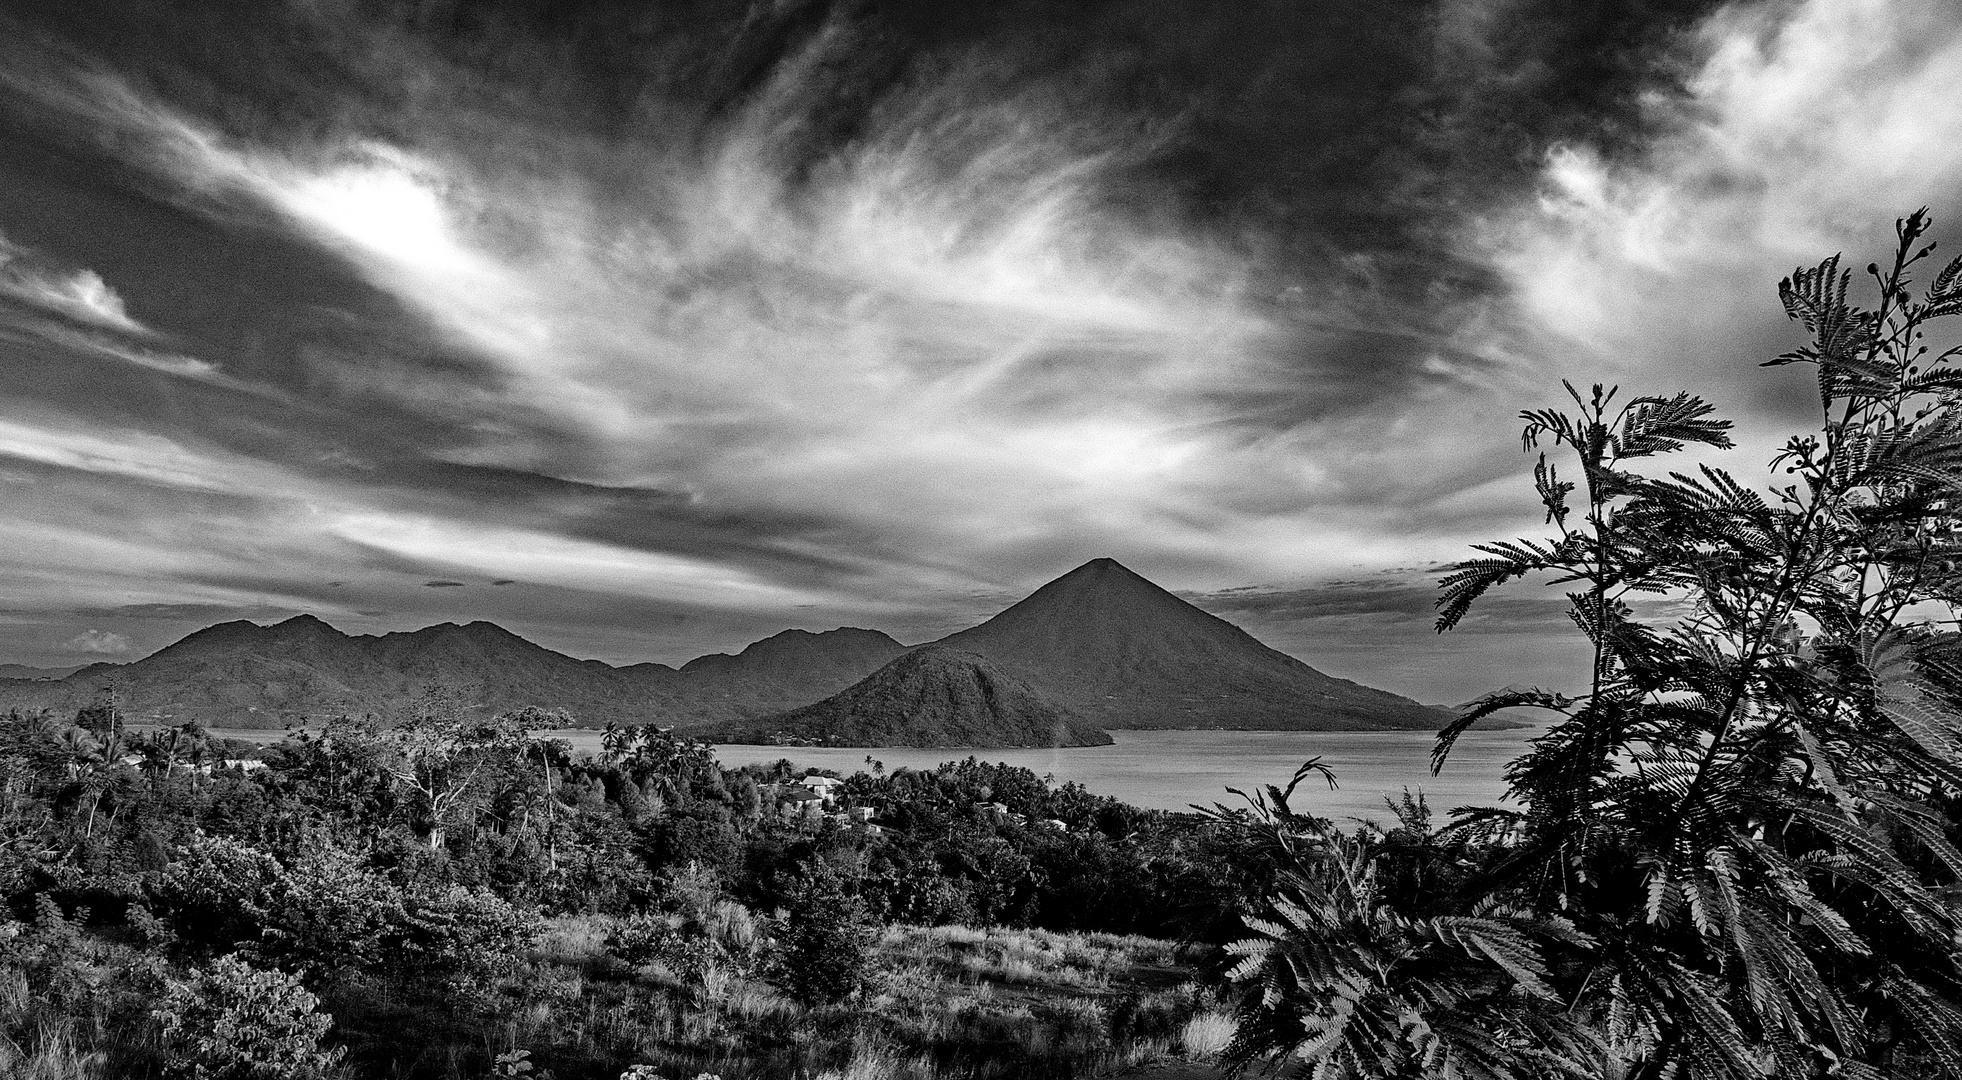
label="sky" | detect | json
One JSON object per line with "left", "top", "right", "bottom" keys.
{"left": 2, "top": 0, "right": 1961, "bottom": 704}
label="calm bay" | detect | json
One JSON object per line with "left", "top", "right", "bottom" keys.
{"left": 199, "top": 724, "right": 1534, "bottom": 821}
{"left": 549, "top": 726, "right": 1538, "bottom": 820}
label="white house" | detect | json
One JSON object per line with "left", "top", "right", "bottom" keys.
{"left": 780, "top": 789, "right": 826, "bottom": 820}
{"left": 799, "top": 775, "right": 842, "bottom": 796}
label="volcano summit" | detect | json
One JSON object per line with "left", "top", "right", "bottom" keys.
{"left": 927, "top": 559, "right": 1447, "bottom": 732}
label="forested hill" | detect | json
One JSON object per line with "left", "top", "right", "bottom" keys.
{"left": 0, "top": 617, "right": 907, "bottom": 729}
{"left": 0, "top": 560, "right": 1449, "bottom": 735}
{"left": 736, "top": 646, "right": 1114, "bottom": 748}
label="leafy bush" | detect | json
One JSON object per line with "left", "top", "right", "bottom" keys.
{"left": 396, "top": 882, "right": 540, "bottom": 985}
{"left": 150, "top": 835, "right": 284, "bottom": 955}
{"left": 152, "top": 836, "right": 538, "bottom": 986}
{"left": 260, "top": 846, "right": 404, "bottom": 976}
{"left": 766, "top": 867, "right": 874, "bottom": 1005}
{"left": 483, "top": 1048, "right": 552, "bottom": 1079}
{"left": 608, "top": 906, "right": 758, "bottom": 996}
{"left": 153, "top": 954, "right": 343, "bottom": 1080}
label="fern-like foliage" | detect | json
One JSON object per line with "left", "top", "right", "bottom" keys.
{"left": 1406, "top": 210, "right": 1962, "bottom": 1079}
{"left": 1214, "top": 803, "right": 1604, "bottom": 1080}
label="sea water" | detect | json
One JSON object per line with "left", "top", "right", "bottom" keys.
{"left": 542, "top": 726, "right": 1536, "bottom": 822}
{"left": 197, "top": 724, "right": 1535, "bottom": 822}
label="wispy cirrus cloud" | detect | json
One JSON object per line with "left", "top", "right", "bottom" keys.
{"left": 0, "top": 15, "right": 1369, "bottom": 593}
{"left": 0, "top": 230, "right": 148, "bottom": 334}
{"left": 0, "top": 416, "right": 270, "bottom": 494}
{"left": 330, "top": 513, "right": 859, "bottom": 613}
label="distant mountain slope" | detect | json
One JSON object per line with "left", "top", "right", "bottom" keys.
{"left": 930, "top": 558, "right": 1449, "bottom": 731}
{"left": 0, "top": 559, "right": 1452, "bottom": 735}
{"left": 739, "top": 646, "right": 1111, "bottom": 748}
{"left": 0, "top": 663, "right": 84, "bottom": 680}
{"left": 0, "top": 617, "right": 916, "bottom": 729}
{"left": 678, "top": 628, "right": 909, "bottom": 717}
{"left": 0, "top": 616, "right": 666, "bottom": 726}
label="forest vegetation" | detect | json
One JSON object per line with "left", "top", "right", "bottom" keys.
{"left": 1, "top": 219, "right": 1960, "bottom": 1080}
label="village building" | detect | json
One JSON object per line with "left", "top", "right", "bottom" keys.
{"left": 779, "top": 789, "right": 826, "bottom": 820}
{"left": 799, "top": 774, "right": 842, "bottom": 799}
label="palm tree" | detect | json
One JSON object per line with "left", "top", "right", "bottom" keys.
{"left": 140, "top": 720, "right": 208, "bottom": 789}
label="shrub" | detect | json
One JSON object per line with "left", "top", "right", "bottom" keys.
{"left": 150, "top": 835, "right": 283, "bottom": 955}
{"left": 483, "top": 1048, "right": 553, "bottom": 1079}
{"left": 153, "top": 954, "right": 343, "bottom": 1080}
{"left": 766, "top": 868, "right": 874, "bottom": 1006}
{"left": 396, "top": 882, "right": 540, "bottom": 985}
{"left": 260, "top": 847, "right": 402, "bottom": 975}
{"left": 154, "top": 837, "right": 537, "bottom": 986}
{"left": 605, "top": 908, "right": 743, "bottom": 992}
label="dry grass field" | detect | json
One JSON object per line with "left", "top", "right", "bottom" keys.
{"left": 445, "top": 915, "right": 1235, "bottom": 1080}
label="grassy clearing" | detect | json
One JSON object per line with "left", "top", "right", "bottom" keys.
{"left": 881, "top": 924, "right": 1186, "bottom": 991}
{"left": 435, "top": 914, "right": 1227, "bottom": 1080}
{"left": 1, "top": 904, "right": 1226, "bottom": 1080}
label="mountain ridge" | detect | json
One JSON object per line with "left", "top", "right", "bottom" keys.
{"left": 0, "top": 559, "right": 1458, "bottom": 737}
{"left": 0, "top": 618, "right": 891, "bottom": 728}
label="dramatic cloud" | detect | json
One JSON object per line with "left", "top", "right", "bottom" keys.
{"left": 1481, "top": 0, "right": 1962, "bottom": 425}
{"left": 0, "top": 0, "right": 1955, "bottom": 702}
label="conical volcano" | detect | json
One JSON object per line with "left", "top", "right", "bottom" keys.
{"left": 750, "top": 646, "right": 1110, "bottom": 748}
{"left": 929, "top": 558, "right": 1448, "bottom": 731}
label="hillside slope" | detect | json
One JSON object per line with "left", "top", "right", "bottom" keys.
{"left": 676, "top": 628, "right": 910, "bottom": 718}
{"left": 740, "top": 646, "right": 1111, "bottom": 748}
{"left": 0, "top": 619, "right": 904, "bottom": 729}
{"left": 0, "top": 616, "right": 660, "bottom": 726}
